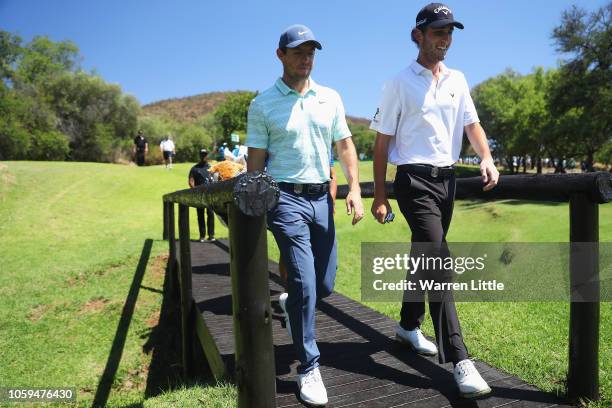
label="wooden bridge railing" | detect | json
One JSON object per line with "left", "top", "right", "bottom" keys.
{"left": 163, "top": 170, "right": 612, "bottom": 406}
{"left": 163, "top": 171, "right": 280, "bottom": 408}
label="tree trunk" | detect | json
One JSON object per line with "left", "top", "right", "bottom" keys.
{"left": 586, "top": 151, "right": 595, "bottom": 172}
{"left": 506, "top": 157, "right": 515, "bottom": 173}
{"left": 536, "top": 157, "right": 543, "bottom": 174}
{"left": 522, "top": 156, "right": 527, "bottom": 173}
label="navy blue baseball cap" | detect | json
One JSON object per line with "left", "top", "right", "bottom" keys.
{"left": 278, "top": 24, "right": 322, "bottom": 50}
{"left": 416, "top": 3, "right": 464, "bottom": 29}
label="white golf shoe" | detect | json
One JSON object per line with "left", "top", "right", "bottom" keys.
{"left": 298, "top": 367, "right": 328, "bottom": 406}
{"left": 395, "top": 325, "right": 438, "bottom": 356}
{"left": 453, "top": 359, "right": 492, "bottom": 398}
{"left": 278, "top": 292, "right": 292, "bottom": 338}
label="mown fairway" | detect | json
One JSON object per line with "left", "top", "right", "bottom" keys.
{"left": 0, "top": 161, "right": 610, "bottom": 407}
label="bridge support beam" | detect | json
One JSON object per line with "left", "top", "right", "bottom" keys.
{"left": 567, "top": 192, "right": 599, "bottom": 402}
{"left": 229, "top": 204, "right": 276, "bottom": 408}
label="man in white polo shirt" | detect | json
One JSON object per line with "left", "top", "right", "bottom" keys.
{"left": 247, "top": 24, "right": 363, "bottom": 406}
{"left": 370, "top": 3, "right": 499, "bottom": 399}
{"left": 160, "top": 135, "right": 175, "bottom": 169}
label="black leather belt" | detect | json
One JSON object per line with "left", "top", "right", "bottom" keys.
{"left": 398, "top": 164, "right": 455, "bottom": 178}
{"left": 279, "top": 182, "right": 330, "bottom": 195}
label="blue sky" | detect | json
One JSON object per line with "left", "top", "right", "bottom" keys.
{"left": 1, "top": 0, "right": 607, "bottom": 119}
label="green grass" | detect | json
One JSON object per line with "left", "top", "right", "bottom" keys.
{"left": 0, "top": 160, "right": 610, "bottom": 407}
{"left": 0, "top": 161, "right": 232, "bottom": 407}
{"left": 141, "top": 383, "right": 236, "bottom": 408}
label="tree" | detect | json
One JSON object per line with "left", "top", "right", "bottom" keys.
{"left": 0, "top": 31, "right": 22, "bottom": 84}
{"left": 0, "top": 31, "right": 140, "bottom": 162}
{"left": 0, "top": 80, "right": 60, "bottom": 160}
{"left": 472, "top": 68, "right": 571, "bottom": 173}
{"left": 348, "top": 123, "right": 375, "bottom": 159}
{"left": 472, "top": 70, "right": 525, "bottom": 172}
{"left": 172, "top": 122, "right": 214, "bottom": 163}
{"left": 549, "top": 3, "right": 611, "bottom": 171}
{"left": 515, "top": 68, "right": 556, "bottom": 173}
{"left": 594, "top": 141, "right": 612, "bottom": 168}
{"left": 15, "top": 35, "right": 80, "bottom": 86}
{"left": 213, "top": 91, "right": 257, "bottom": 142}
{"left": 37, "top": 71, "right": 139, "bottom": 161}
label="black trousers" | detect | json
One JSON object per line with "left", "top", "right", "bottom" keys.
{"left": 136, "top": 152, "right": 145, "bottom": 166}
{"left": 394, "top": 168, "right": 468, "bottom": 365}
{"left": 196, "top": 207, "right": 215, "bottom": 238}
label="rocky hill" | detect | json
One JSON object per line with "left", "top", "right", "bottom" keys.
{"left": 142, "top": 91, "right": 369, "bottom": 126}
{"left": 142, "top": 91, "right": 232, "bottom": 123}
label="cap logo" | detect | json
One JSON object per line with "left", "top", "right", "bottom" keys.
{"left": 298, "top": 30, "right": 307, "bottom": 36}
{"left": 434, "top": 6, "right": 451, "bottom": 15}
{"left": 416, "top": 18, "right": 427, "bottom": 26}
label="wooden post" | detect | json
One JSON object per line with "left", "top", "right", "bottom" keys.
{"left": 178, "top": 204, "right": 194, "bottom": 378}
{"left": 163, "top": 200, "right": 169, "bottom": 240}
{"left": 167, "top": 202, "right": 177, "bottom": 298}
{"left": 228, "top": 204, "right": 276, "bottom": 408}
{"left": 567, "top": 193, "right": 600, "bottom": 402}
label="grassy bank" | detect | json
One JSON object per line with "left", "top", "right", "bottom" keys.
{"left": 0, "top": 161, "right": 230, "bottom": 407}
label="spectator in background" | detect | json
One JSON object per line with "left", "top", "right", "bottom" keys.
{"left": 160, "top": 135, "right": 176, "bottom": 169}
{"left": 189, "top": 149, "right": 216, "bottom": 242}
{"left": 132, "top": 130, "right": 148, "bottom": 166}
{"left": 218, "top": 142, "right": 228, "bottom": 161}
{"left": 238, "top": 144, "right": 248, "bottom": 159}
{"left": 232, "top": 143, "right": 241, "bottom": 158}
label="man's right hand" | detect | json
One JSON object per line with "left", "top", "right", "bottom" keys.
{"left": 371, "top": 197, "right": 392, "bottom": 224}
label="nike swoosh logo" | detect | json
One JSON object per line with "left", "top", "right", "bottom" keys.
{"left": 298, "top": 31, "right": 307, "bottom": 35}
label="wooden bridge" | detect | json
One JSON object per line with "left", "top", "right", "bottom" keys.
{"left": 163, "top": 171, "right": 612, "bottom": 407}
{"left": 188, "top": 237, "right": 575, "bottom": 407}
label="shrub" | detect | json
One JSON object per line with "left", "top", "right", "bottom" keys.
{"left": 28, "top": 130, "right": 70, "bottom": 160}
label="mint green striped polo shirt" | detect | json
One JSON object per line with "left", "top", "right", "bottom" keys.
{"left": 246, "top": 78, "right": 351, "bottom": 184}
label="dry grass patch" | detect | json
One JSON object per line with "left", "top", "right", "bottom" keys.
{"left": 78, "top": 296, "right": 111, "bottom": 315}
{"left": 149, "top": 254, "right": 168, "bottom": 285}
{"left": 146, "top": 310, "right": 161, "bottom": 328}
{"left": 27, "top": 303, "right": 53, "bottom": 321}
{"left": 117, "top": 365, "right": 149, "bottom": 391}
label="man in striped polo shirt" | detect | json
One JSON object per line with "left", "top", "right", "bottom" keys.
{"left": 247, "top": 24, "right": 364, "bottom": 406}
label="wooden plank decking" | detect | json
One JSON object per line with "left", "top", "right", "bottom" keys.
{"left": 188, "top": 239, "right": 574, "bottom": 407}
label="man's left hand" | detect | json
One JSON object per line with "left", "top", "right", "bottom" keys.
{"left": 480, "top": 158, "right": 499, "bottom": 191}
{"left": 345, "top": 191, "right": 364, "bottom": 225}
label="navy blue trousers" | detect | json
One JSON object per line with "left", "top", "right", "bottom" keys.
{"left": 267, "top": 186, "right": 337, "bottom": 374}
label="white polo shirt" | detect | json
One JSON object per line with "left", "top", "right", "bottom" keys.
{"left": 370, "top": 61, "right": 479, "bottom": 167}
{"left": 160, "top": 139, "right": 175, "bottom": 152}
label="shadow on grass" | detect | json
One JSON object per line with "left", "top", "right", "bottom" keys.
{"left": 131, "top": 241, "right": 224, "bottom": 406}
{"left": 140, "top": 255, "right": 183, "bottom": 399}
{"left": 93, "top": 239, "right": 153, "bottom": 408}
